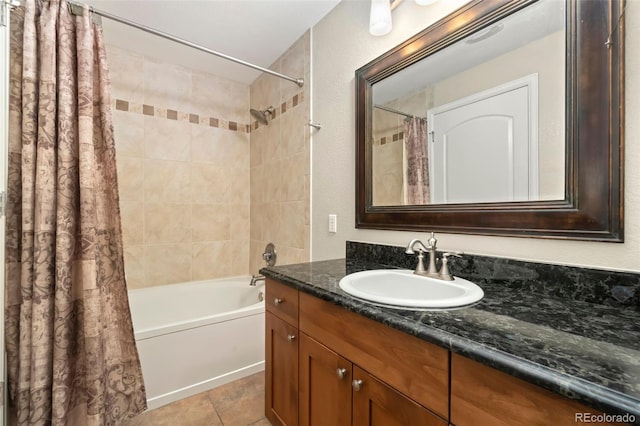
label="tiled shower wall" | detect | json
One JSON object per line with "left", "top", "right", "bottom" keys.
{"left": 249, "top": 31, "right": 311, "bottom": 274}
{"left": 107, "top": 45, "right": 251, "bottom": 289}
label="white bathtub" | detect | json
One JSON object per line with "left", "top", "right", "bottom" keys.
{"left": 128, "top": 276, "right": 265, "bottom": 409}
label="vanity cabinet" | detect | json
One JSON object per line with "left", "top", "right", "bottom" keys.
{"left": 265, "top": 278, "right": 449, "bottom": 425}
{"left": 299, "top": 333, "right": 351, "bottom": 425}
{"left": 265, "top": 280, "right": 300, "bottom": 426}
{"left": 450, "top": 354, "right": 620, "bottom": 426}
{"left": 299, "top": 333, "right": 444, "bottom": 426}
{"left": 266, "top": 278, "right": 625, "bottom": 426}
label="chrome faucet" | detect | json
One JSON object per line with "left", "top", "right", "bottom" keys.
{"left": 405, "top": 233, "right": 462, "bottom": 280}
{"left": 250, "top": 274, "right": 265, "bottom": 286}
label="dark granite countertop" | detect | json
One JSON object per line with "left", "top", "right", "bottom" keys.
{"left": 260, "top": 258, "right": 640, "bottom": 422}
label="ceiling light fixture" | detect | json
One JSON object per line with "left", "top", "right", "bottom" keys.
{"left": 369, "top": 0, "right": 393, "bottom": 36}
{"left": 369, "top": 0, "right": 439, "bottom": 37}
{"left": 415, "top": 0, "right": 438, "bottom": 5}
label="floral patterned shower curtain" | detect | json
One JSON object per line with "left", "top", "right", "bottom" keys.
{"left": 404, "top": 117, "right": 430, "bottom": 204}
{"left": 6, "top": 0, "right": 147, "bottom": 424}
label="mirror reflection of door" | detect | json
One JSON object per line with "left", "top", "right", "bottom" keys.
{"left": 428, "top": 75, "right": 538, "bottom": 204}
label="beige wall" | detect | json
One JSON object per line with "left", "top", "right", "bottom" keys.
{"left": 107, "top": 45, "right": 251, "bottom": 289}
{"left": 312, "top": 0, "right": 640, "bottom": 273}
{"left": 249, "top": 32, "right": 311, "bottom": 274}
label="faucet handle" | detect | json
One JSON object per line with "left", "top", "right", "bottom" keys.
{"left": 442, "top": 251, "right": 463, "bottom": 258}
{"left": 439, "top": 252, "right": 463, "bottom": 281}
{"left": 427, "top": 232, "right": 437, "bottom": 249}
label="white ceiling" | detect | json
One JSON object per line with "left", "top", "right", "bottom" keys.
{"left": 86, "top": 0, "right": 342, "bottom": 85}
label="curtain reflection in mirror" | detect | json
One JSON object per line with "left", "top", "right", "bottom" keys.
{"left": 403, "top": 117, "right": 430, "bottom": 204}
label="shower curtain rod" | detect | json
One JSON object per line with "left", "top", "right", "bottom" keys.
{"left": 374, "top": 104, "right": 424, "bottom": 120}
{"left": 64, "top": 0, "right": 305, "bottom": 87}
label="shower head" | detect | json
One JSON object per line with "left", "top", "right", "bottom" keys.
{"left": 250, "top": 106, "right": 274, "bottom": 125}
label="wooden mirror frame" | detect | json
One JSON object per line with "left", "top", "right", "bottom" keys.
{"left": 355, "top": 0, "right": 624, "bottom": 241}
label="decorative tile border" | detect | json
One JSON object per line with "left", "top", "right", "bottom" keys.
{"left": 251, "top": 91, "right": 306, "bottom": 131}
{"left": 111, "top": 90, "right": 305, "bottom": 135}
{"left": 374, "top": 129, "right": 404, "bottom": 146}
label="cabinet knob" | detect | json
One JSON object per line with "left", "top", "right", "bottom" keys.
{"left": 336, "top": 368, "right": 347, "bottom": 379}
{"left": 352, "top": 379, "right": 363, "bottom": 391}
{"left": 287, "top": 334, "right": 296, "bottom": 342}
{"left": 274, "top": 298, "right": 283, "bottom": 305}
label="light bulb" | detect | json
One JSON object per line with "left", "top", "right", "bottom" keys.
{"left": 369, "top": 0, "right": 392, "bottom": 36}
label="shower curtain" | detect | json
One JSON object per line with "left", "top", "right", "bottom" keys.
{"left": 404, "top": 117, "right": 430, "bottom": 204}
{"left": 6, "top": 0, "right": 147, "bottom": 424}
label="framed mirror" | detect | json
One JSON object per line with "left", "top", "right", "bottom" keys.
{"left": 355, "top": 0, "right": 624, "bottom": 241}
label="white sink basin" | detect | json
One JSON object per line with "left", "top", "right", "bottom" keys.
{"left": 338, "top": 269, "right": 484, "bottom": 310}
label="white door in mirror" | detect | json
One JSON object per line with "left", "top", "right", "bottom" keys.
{"left": 338, "top": 269, "right": 484, "bottom": 310}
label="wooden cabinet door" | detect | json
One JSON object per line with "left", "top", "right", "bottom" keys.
{"left": 450, "top": 354, "right": 620, "bottom": 426}
{"left": 352, "top": 366, "right": 447, "bottom": 426}
{"left": 266, "top": 312, "right": 299, "bottom": 426}
{"left": 299, "top": 333, "right": 352, "bottom": 426}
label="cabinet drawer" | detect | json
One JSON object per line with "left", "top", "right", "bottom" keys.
{"left": 266, "top": 278, "right": 299, "bottom": 326}
{"left": 451, "top": 354, "right": 622, "bottom": 426}
{"left": 299, "top": 292, "right": 450, "bottom": 420}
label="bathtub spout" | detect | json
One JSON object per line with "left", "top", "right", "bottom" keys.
{"left": 250, "top": 274, "right": 265, "bottom": 286}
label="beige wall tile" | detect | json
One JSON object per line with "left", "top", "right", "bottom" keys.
{"left": 250, "top": 165, "right": 264, "bottom": 205}
{"left": 123, "top": 245, "right": 145, "bottom": 289}
{"left": 191, "top": 204, "right": 230, "bottom": 242}
{"left": 192, "top": 71, "right": 232, "bottom": 118}
{"left": 261, "top": 203, "right": 281, "bottom": 246}
{"left": 190, "top": 163, "right": 231, "bottom": 204}
{"left": 192, "top": 71, "right": 250, "bottom": 124}
{"left": 106, "top": 45, "right": 144, "bottom": 103}
{"left": 262, "top": 159, "right": 282, "bottom": 203}
{"left": 230, "top": 203, "right": 250, "bottom": 240}
{"left": 144, "top": 159, "right": 192, "bottom": 204}
{"left": 279, "top": 34, "right": 306, "bottom": 103}
{"left": 262, "top": 118, "right": 282, "bottom": 162}
{"left": 144, "top": 116, "right": 191, "bottom": 161}
{"left": 229, "top": 168, "right": 250, "bottom": 204}
{"left": 226, "top": 131, "right": 251, "bottom": 169}
{"left": 117, "top": 157, "right": 143, "bottom": 202}
{"left": 250, "top": 129, "right": 263, "bottom": 168}
{"left": 248, "top": 30, "right": 311, "bottom": 274}
{"left": 121, "top": 201, "right": 144, "bottom": 245}
{"left": 249, "top": 202, "right": 263, "bottom": 242}
{"left": 280, "top": 106, "right": 305, "bottom": 158}
{"left": 112, "top": 49, "right": 253, "bottom": 288}
{"left": 144, "top": 244, "right": 191, "bottom": 286}
{"left": 113, "top": 110, "right": 144, "bottom": 157}
{"left": 250, "top": 74, "right": 279, "bottom": 113}
{"left": 191, "top": 126, "right": 248, "bottom": 168}
{"left": 144, "top": 203, "right": 192, "bottom": 244}
{"left": 280, "top": 201, "right": 305, "bottom": 249}
{"left": 281, "top": 153, "right": 307, "bottom": 202}
{"left": 249, "top": 239, "right": 267, "bottom": 275}
{"left": 226, "top": 239, "right": 250, "bottom": 276}
{"left": 276, "top": 245, "right": 307, "bottom": 267}
{"left": 192, "top": 239, "right": 248, "bottom": 279}
{"left": 192, "top": 241, "right": 229, "bottom": 280}
{"left": 229, "top": 80, "right": 251, "bottom": 125}
{"left": 143, "top": 57, "right": 192, "bottom": 113}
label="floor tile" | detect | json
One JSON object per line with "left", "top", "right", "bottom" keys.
{"left": 248, "top": 418, "right": 272, "bottom": 426}
{"left": 207, "top": 372, "right": 266, "bottom": 426}
{"left": 124, "top": 392, "right": 223, "bottom": 426}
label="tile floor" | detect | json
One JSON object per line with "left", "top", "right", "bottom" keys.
{"left": 125, "top": 372, "right": 271, "bottom": 426}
